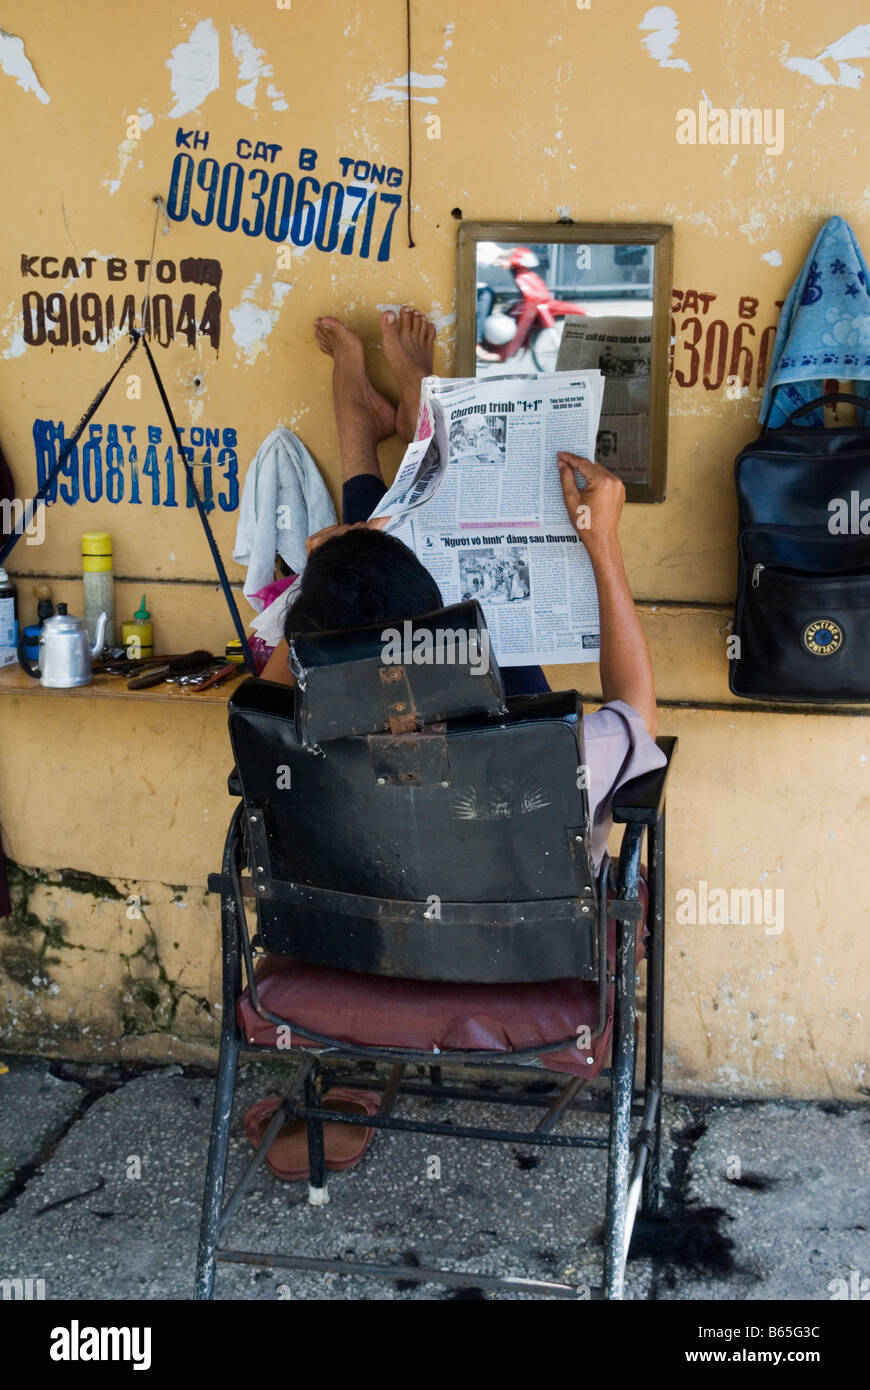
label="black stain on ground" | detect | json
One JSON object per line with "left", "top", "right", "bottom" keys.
{"left": 633, "top": 1109, "right": 738, "bottom": 1292}
{"left": 728, "top": 1171, "right": 781, "bottom": 1191}
{"left": 513, "top": 1151, "right": 539, "bottom": 1171}
{"left": 35, "top": 1175, "right": 106, "bottom": 1217}
{"left": 395, "top": 1249, "right": 422, "bottom": 1291}
{"left": 628, "top": 1208, "right": 736, "bottom": 1277}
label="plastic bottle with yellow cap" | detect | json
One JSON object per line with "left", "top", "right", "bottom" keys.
{"left": 122, "top": 595, "right": 154, "bottom": 661}
{"left": 81, "top": 532, "right": 114, "bottom": 646}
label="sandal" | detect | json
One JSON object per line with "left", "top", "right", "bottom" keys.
{"left": 243, "top": 1087, "right": 381, "bottom": 1181}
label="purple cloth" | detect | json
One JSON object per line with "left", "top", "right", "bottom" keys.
{"left": 583, "top": 700, "right": 667, "bottom": 867}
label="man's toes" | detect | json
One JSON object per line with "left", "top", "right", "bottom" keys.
{"left": 399, "top": 305, "right": 413, "bottom": 332}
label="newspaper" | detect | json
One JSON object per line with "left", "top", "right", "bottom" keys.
{"left": 368, "top": 370, "right": 605, "bottom": 666}
{"left": 556, "top": 316, "right": 651, "bottom": 486}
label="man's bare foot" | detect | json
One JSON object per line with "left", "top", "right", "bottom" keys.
{"left": 315, "top": 316, "right": 396, "bottom": 453}
{"left": 381, "top": 306, "right": 436, "bottom": 443}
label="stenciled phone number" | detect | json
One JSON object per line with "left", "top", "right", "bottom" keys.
{"left": 33, "top": 421, "right": 239, "bottom": 512}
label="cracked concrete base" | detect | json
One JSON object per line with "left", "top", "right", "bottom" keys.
{"left": 0, "top": 864, "right": 220, "bottom": 1060}
{"left": 0, "top": 1058, "right": 866, "bottom": 1300}
{"left": 0, "top": 1061, "right": 85, "bottom": 1199}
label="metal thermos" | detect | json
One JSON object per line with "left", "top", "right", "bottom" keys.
{"left": 81, "top": 532, "right": 115, "bottom": 646}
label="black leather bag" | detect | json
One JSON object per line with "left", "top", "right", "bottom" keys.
{"left": 731, "top": 392, "right": 870, "bottom": 702}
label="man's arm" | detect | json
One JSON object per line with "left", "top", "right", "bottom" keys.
{"left": 557, "top": 453, "right": 658, "bottom": 738}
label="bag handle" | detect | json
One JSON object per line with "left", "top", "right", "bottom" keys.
{"left": 778, "top": 392, "right": 870, "bottom": 427}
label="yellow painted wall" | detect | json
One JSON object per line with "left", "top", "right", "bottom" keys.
{"left": 0, "top": 0, "right": 868, "bottom": 1095}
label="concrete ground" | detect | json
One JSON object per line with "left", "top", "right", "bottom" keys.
{"left": 0, "top": 1055, "right": 867, "bottom": 1301}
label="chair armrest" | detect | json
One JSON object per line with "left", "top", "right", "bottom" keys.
{"left": 612, "top": 736, "right": 677, "bottom": 825}
{"left": 227, "top": 765, "right": 242, "bottom": 797}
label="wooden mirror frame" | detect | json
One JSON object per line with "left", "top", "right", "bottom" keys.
{"left": 456, "top": 221, "right": 674, "bottom": 503}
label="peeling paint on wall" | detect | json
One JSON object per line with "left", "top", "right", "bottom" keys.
{"left": 104, "top": 110, "right": 154, "bottom": 196}
{"left": 231, "top": 25, "right": 288, "bottom": 111}
{"left": 368, "top": 71, "right": 446, "bottom": 106}
{"left": 1, "top": 300, "right": 27, "bottom": 359}
{"left": 782, "top": 24, "right": 870, "bottom": 89}
{"left": 229, "top": 275, "right": 292, "bottom": 363}
{"left": 368, "top": 26, "right": 453, "bottom": 108}
{"left": 167, "top": 17, "right": 220, "bottom": 118}
{"left": 0, "top": 27, "right": 50, "bottom": 103}
{"left": 639, "top": 6, "right": 691, "bottom": 73}
{"left": 433, "top": 20, "right": 455, "bottom": 72}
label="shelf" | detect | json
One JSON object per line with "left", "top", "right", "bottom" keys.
{"left": 0, "top": 664, "right": 249, "bottom": 704}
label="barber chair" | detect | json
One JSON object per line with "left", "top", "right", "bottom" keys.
{"left": 196, "top": 602, "right": 676, "bottom": 1299}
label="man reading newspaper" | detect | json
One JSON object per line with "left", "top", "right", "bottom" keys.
{"left": 261, "top": 306, "right": 664, "bottom": 858}
{"left": 257, "top": 306, "right": 665, "bottom": 1177}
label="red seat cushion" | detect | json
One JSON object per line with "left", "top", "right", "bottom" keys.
{"left": 237, "top": 878, "right": 647, "bottom": 1079}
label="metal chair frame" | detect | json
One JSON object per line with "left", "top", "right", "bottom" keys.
{"left": 195, "top": 737, "right": 675, "bottom": 1301}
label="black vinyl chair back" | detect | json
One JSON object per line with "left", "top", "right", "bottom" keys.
{"left": 228, "top": 602, "right": 599, "bottom": 984}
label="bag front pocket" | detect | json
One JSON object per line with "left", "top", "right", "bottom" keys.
{"left": 733, "top": 562, "right": 870, "bottom": 700}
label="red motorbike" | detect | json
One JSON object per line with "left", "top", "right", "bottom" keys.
{"left": 477, "top": 247, "right": 587, "bottom": 371}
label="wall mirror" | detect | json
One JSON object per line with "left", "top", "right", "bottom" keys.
{"left": 456, "top": 222, "right": 673, "bottom": 502}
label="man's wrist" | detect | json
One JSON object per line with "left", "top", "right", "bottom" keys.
{"left": 581, "top": 530, "right": 623, "bottom": 565}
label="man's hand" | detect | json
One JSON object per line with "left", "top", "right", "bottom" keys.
{"left": 555, "top": 453, "right": 658, "bottom": 737}
{"left": 557, "top": 453, "right": 624, "bottom": 550}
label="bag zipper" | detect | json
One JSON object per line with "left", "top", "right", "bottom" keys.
{"left": 752, "top": 563, "right": 870, "bottom": 600}
{"left": 739, "top": 521, "right": 860, "bottom": 537}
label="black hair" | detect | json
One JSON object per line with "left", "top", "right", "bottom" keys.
{"left": 283, "top": 527, "right": 443, "bottom": 640}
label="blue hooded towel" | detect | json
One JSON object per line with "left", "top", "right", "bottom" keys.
{"left": 759, "top": 215, "right": 870, "bottom": 428}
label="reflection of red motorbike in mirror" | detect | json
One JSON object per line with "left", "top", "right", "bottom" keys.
{"left": 477, "top": 247, "right": 587, "bottom": 371}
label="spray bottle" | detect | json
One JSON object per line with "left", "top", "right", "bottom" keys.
{"left": 0, "top": 567, "right": 17, "bottom": 668}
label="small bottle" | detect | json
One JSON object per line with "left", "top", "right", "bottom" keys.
{"left": 0, "top": 567, "right": 18, "bottom": 668}
{"left": 121, "top": 594, "right": 154, "bottom": 661}
{"left": 82, "top": 532, "right": 115, "bottom": 646}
